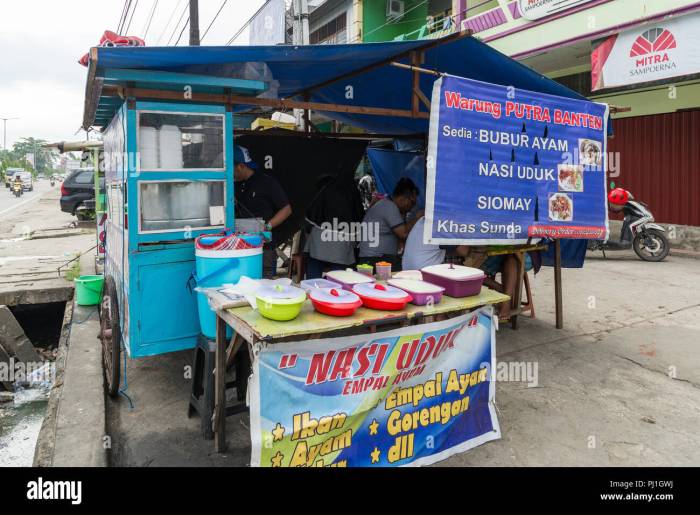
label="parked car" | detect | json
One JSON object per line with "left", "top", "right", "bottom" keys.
{"left": 60, "top": 168, "right": 104, "bottom": 220}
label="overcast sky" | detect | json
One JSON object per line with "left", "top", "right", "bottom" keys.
{"left": 0, "top": 0, "right": 266, "bottom": 150}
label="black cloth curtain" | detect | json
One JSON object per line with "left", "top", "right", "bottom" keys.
{"left": 235, "top": 131, "right": 369, "bottom": 245}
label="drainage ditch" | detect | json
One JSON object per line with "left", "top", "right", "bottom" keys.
{"left": 0, "top": 296, "right": 71, "bottom": 466}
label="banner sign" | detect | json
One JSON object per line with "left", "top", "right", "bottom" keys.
{"left": 591, "top": 13, "right": 700, "bottom": 91}
{"left": 425, "top": 74, "right": 609, "bottom": 245}
{"left": 248, "top": 0, "right": 286, "bottom": 46}
{"left": 250, "top": 307, "right": 500, "bottom": 467}
{"left": 517, "top": 0, "right": 595, "bottom": 21}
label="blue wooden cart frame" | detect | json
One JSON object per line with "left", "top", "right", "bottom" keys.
{"left": 94, "top": 68, "right": 266, "bottom": 397}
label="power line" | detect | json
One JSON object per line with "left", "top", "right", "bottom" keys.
{"left": 167, "top": 2, "right": 189, "bottom": 45}
{"left": 226, "top": 0, "right": 272, "bottom": 46}
{"left": 156, "top": 0, "right": 184, "bottom": 44}
{"left": 142, "top": 0, "right": 159, "bottom": 40}
{"left": 124, "top": 0, "right": 140, "bottom": 34}
{"left": 174, "top": 16, "right": 190, "bottom": 46}
{"left": 116, "top": 1, "right": 127, "bottom": 33}
{"left": 117, "top": 0, "right": 131, "bottom": 34}
{"left": 201, "top": 0, "right": 229, "bottom": 42}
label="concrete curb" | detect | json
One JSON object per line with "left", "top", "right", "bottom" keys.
{"left": 670, "top": 248, "right": 700, "bottom": 260}
{"left": 54, "top": 301, "right": 107, "bottom": 467}
{"left": 34, "top": 297, "right": 108, "bottom": 467}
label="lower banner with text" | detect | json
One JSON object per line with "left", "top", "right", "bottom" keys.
{"left": 249, "top": 307, "right": 500, "bottom": 467}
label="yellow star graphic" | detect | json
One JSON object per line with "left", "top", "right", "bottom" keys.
{"left": 271, "top": 451, "right": 284, "bottom": 467}
{"left": 370, "top": 447, "right": 381, "bottom": 464}
{"left": 368, "top": 419, "right": 379, "bottom": 436}
{"left": 271, "top": 422, "right": 285, "bottom": 442}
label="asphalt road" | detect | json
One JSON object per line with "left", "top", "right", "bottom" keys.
{"left": 0, "top": 179, "right": 53, "bottom": 222}
{"left": 0, "top": 179, "right": 94, "bottom": 305}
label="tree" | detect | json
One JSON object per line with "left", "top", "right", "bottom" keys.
{"left": 0, "top": 149, "right": 25, "bottom": 178}
{"left": 11, "top": 137, "right": 56, "bottom": 175}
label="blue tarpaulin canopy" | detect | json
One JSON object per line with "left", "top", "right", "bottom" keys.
{"left": 84, "top": 32, "right": 589, "bottom": 133}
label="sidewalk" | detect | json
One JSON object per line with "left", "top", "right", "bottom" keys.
{"left": 0, "top": 184, "right": 93, "bottom": 306}
{"left": 93, "top": 250, "right": 700, "bottom": 467}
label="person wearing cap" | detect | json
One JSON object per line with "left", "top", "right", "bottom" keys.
{"left": 233, "top": 145, "right": 292, "bottom": 278}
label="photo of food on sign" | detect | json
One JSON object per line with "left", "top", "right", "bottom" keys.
{"left": 558, "top": 164, "right": 584, "bottom": 192}
{"left": 549, "top": 193, "right": 574, "bottom": 221}
{"left": 578, "top": 138, "right": 602, "bottom": 166}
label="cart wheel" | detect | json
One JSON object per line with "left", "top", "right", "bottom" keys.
{"left": 100, "top": 276, "right": 121, "bottom": 398}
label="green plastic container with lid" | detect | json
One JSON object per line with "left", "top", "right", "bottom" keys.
{"left": 74, "top": 275, "right": 104, "bottom": 306}
{"left": 255, "top": 284, "right": 306, "bottom": 321}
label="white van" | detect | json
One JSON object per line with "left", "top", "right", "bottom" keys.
{"left": 14, "top": 171, "right": 34, "bottom": 191}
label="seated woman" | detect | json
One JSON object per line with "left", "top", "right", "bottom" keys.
{"left": 304, "top": 173, "right": 365, "bottom": 279}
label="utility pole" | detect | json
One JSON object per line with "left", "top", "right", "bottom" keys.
{"left": 189, "top": 0, "right": 200, "bottom": 46}
{"left": 292, "top": 0, "right": 310, "bottom": 130}
{"left": 300, "top": 0, "right": 310, "bottom": 45}
{"left": 1, "top": 117, "right": 19, "bottom": 151}
{"left": 292, "top": 0, "right": 309, "bottom": 45}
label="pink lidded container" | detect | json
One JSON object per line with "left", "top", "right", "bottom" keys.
{"left": 300, "top": 278, "right": 340, "bottom": 292}
{"left": 420, "top": 264, "right": 485, "bottom": 298}
{"left": 324, "top": 268, "right": 375, "bottom": 291}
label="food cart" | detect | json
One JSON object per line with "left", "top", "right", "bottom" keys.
{"left": 82, "top": 55, "right": 266, "bottom": 395}
{"left": 81, "top": 30, "right": 608, "bottom": 465}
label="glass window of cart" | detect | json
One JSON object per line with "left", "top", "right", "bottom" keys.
{"left": 137, "top": 112, "right": 225, "bottom": 171}
{"left": 139, "top": 180, "right": 225, "bottom": 233}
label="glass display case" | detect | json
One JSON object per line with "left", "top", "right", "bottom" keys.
{"left": 137, "top": 111, "right": 225, "bottom": 171}
{"left": 139, "top": 180, "right": 225, "bottom": 232}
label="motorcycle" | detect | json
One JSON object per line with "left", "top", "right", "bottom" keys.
{"left": 12, "top": 181, "right": 23, "bottom": 198}
{"left": 588, "top": 190, "right": 669, "bottom": 262}
{"left": 50, "top": 177, "right": 55, "bottom": 187}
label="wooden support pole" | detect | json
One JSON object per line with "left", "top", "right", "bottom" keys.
{"left": 225, "top": 333, "right": 244, "bottom": 371}
{"left": 554, "top": 239, "right": 563, "bottom": 329}
{"left": 411, "top": 52, "right": 421, "bottom": 116}
{"left": 390, "top": 61, "right": 441, "bottom": 76}
{"left": 303, "top": 93, "right": 311, "bottom": 133}
{"left": 510, "top": 252, "right": 526, "bottom": 330}
{"left": 110, "top": 86, "right": 430, "bottom": 120}
{"left": 214, "top": 314, "right": 227, "bottom": 452}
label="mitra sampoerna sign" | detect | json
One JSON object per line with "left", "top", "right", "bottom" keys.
{"left": 249, "top": 308, "right": 500, "bottom": 467}
{"left": 424, "top": 74, "right": 609, "bottom": 245}
{"left": 591, "top": 13, "right": 700, "bottom": 91}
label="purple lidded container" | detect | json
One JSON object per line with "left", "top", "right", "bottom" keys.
{"left": 420, "top": 264, "right": 485, "bottom": 298}
{"left": 387, "top": 278, "right": 445, "bottom": 306}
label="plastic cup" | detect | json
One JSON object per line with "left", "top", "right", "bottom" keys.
{"left": 375, "top": 262, "right": 392, "bottom": 281}
{"left": 356, "top": 264, "right": 374, "bottom": 277}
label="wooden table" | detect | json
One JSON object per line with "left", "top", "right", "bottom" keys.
{"left": 209, "top": 287, "right": 510, "bottom": 453}
{"left": 485, "top": 242, "right": 562, "bottom": 330}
